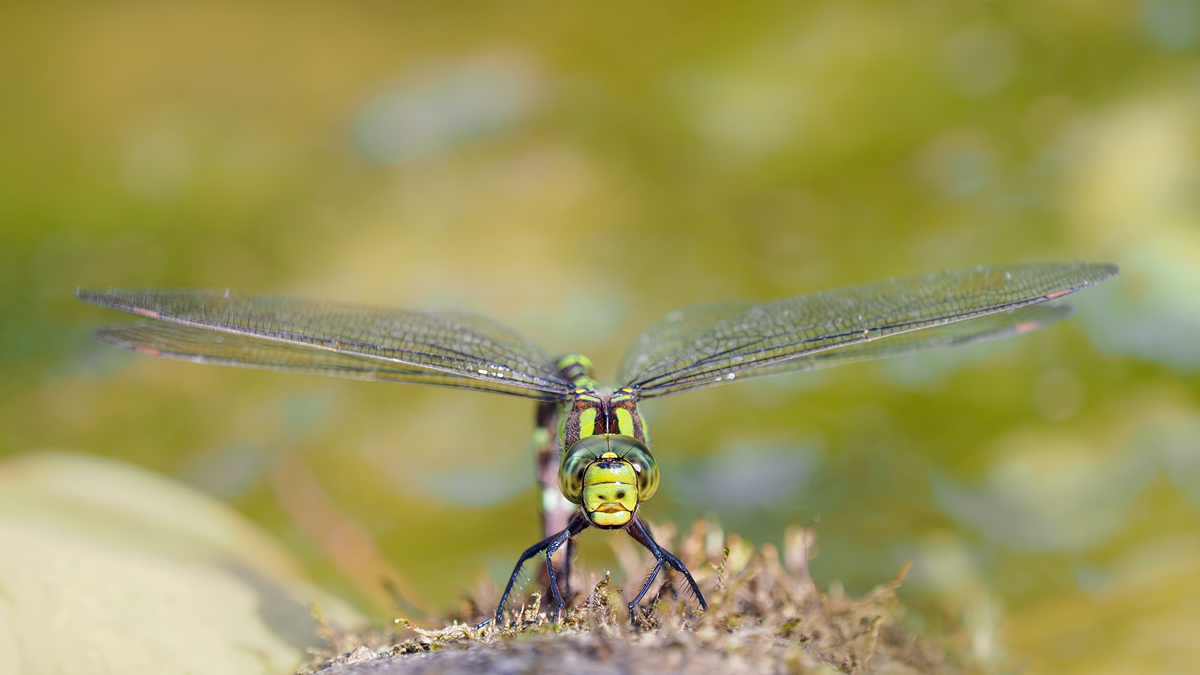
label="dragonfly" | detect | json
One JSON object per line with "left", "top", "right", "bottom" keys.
{"left": 77, "top": 261, "right": 1117, "bottom": 625}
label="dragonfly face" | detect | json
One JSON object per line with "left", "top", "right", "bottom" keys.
{"left": 558, "top": 433, "right": 660, "bottom": 529}
{"left": 580, "top": 457, "right": 638, "bottom": 528}
{"left": 75, "top": 262, "right": 1119, "bottom": 625}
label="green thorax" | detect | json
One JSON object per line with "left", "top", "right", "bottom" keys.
{"left": 553, "top": 354, "right": 651, "bottom": 452}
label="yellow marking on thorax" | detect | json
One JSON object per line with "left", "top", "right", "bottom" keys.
{"left": 614, "top": 408, "right": 634, "bottom": 437}
{"left": 578, "top": 408, "right": 597, "bottom": 440}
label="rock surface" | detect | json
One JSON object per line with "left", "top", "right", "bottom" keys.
{"left": 0, "top": 451, "right": 363, "bottom": 675}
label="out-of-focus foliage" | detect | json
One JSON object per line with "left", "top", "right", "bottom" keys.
{"left": 2, "top": 1, "right": 1199, "bottom": 673}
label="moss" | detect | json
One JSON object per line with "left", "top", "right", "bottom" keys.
{"left": 302, "top": 521, "right": 987, "bottom": 675}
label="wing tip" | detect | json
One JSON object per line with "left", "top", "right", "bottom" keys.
{"left": 76, "top": 288, "right": 173, "bottom": 319}
{"left": 1036, "top": 261, "right": 1118, "bottom": 300}
{"left": 1070, "top": 260, "right": 1119, "bottom": 292}
{"left": 76, "top": 286, "right": 105, "bottom": 304}
{"left": 1010, "top": 301, "right": 1074, "bottom": 335}
{"left": 1096, "top": 261, "right": 1119, "bottom": 281}
{"left": 90, "top": 326, "right": 137, "bottom": 353}
{"left": 1077, "top": 260, "right": 1118, "bottom": 280}
{"left": 76, "top": 286, "right": 127, "bottom": 310}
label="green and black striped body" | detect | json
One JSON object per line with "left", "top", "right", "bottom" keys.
{"left": 534, "top": 354, "right": 659, "bottom": 530}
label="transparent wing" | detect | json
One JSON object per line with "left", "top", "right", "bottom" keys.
{"left": 92, "top": 322, "right": 561, "bottom": 398}
{"left": 618, "top": 262, "right": 1117, "bottom": 397}
{"left": 722, "top": 303, "right": 1072, "bottom": 385}
{"left": 78, "top": 288, "right": 573, "bottom": 400}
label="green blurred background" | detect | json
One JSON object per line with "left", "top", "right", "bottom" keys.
{"left": 3, "top": 1, "right": 1200, "bottom": 672}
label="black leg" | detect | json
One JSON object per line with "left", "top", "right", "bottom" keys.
{"left": 543, "top": 530, "right": 574, "bottom": 616}
{"left": 482, "top": 512, "right": 589, "bottom": 627}
{"left": 624, "top": 517, "right": 666, "bottom": 624}
{"left": 629, "top": 558, "right": 664, "bottom": 609}
{"left": 660, "top": 546, "right": 707, "bottom": 610}
{"left": 625, "top": 516, "right": 708, "bottom": 622}
{"left": 560, "top": 535, "right": 576, "bottom": 602}
{"left": 486, "top": 533, "right": 556, "bottom": 627}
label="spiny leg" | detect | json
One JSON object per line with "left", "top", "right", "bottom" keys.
{"left": 543, "top": 529, "right": 576, "bottom": 616}
{"left": 559, "top": 535, "right": 576, "bottom": 603}
{"left": 485, "top": 534, "right": 556, "bottom": 627}
{"left": 484, "top": 512, "right": 589, "bottom": 627}
{"left": 624, "top": 517, "right": 667, "bottom": 624}
{"left": 625, "top": 516, "right": 707, "bottom": 622}
{"left": 659, "top": 546, "right": 707, "bottom": 611}
{"left": 546, "top": 522, "right": 590, "bottom": 619}
{"left": 630, "top": 557, "right": 665, "bottom": 610}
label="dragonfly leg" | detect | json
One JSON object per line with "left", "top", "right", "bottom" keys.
{"left": 660, "top": 546, "right": 707, "bottom": 611}
{"left": 629, "top": 557, "right": 665, "bottom": 624}
{"left": 625, "top": 516, "right": 705, "bottom": 624}
{"left": 485, "top": 534, "right": 556, "bottom": 628}
{"left": 486, "top": 512, "right": 588, "bottom": 627}
{"left": 544, "top": 530, "right": 574, "bottom": 618}
{"left": 559, "top": 535, "right": 575, "bottom": 602}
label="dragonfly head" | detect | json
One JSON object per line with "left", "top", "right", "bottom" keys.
{"left": 559, "top": 434, "right": 659, "bottom": 529}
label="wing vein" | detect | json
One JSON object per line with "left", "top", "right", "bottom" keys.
{"left": 618, "top": 262, "right": 1117, "bottom": 397}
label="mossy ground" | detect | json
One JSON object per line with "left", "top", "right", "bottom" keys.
{"left": 303, "top": 521, "right": 989, "bottom": 675}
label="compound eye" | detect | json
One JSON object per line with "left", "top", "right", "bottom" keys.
{"left": 558, "top": 435, "right": 610, "bottom": 503}
{"left": 605, "top": 435, "right": 660, "bottom": 501}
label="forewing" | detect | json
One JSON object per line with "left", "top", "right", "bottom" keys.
{"left": 78, "top": 288, "right": 573, "bottom": 400}
{"left": 619, "top": 262, "right": 1116, "bottom": 397}
{"left": 94, "top": 322, "right": 560, "bottom": 398}
{"left": 715, "top": 303, "right": 1072, "bottom": 388}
